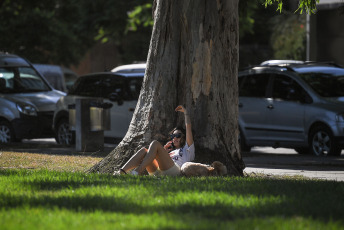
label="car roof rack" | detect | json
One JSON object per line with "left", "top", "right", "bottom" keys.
{"left": 260, "top": 60, "right": 304, "bottom": 66}
{"left": 240, "top": 64, "right": 295, "bottom": 72}
{"left": 261, "top": 60, "right": 342, "bottom": 68}
{"left": 240, "top": 60, "right": 343, "bottom": 73}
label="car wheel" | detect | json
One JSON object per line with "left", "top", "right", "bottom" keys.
{"left": 239, "top": 130, "right": 251, "bottom": 152}
{"left": 55, "top": 118, "right": 75, "bottom": 145}
{"left": 0, "top": 121, "right": 15, "bottom": 144}
{"left": 309, "top": 125, "right": 341, "bottom": 156}
{"left": 294, "top": 147, "right": 310, "bottom": 154}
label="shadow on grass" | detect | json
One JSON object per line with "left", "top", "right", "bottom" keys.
{"left": 1, "top": 188, "right": 343, "bottom": 223}
{"left": 1, "top": 170, "right": 344, "bottom": 223}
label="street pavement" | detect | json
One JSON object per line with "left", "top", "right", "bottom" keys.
{"left": 2, "top": 139, "right": 344, "bottom": 182}
{"left": 243, "top": 147, "right": 344, "bottom": 181}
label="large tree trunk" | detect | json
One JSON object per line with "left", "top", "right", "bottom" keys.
{"left": 88, "top": 0, "right": 245, "bottom": 176}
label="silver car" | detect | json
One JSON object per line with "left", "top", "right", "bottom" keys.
{"left": 0, "top": 53, "right": 65, "bottom": 143}
{"left": 239, "top": 61, "right": 344, "bottom": 156}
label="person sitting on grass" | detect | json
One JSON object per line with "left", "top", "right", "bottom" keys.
{"left": 114, "top": 105, "right": 194, "bottom": 176}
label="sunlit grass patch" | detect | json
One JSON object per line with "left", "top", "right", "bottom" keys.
{"left": 0, "top": 151, "right": 102, "bottom": 172}
{"left": 0, "top": 169, "right": 344, "bottom": 229}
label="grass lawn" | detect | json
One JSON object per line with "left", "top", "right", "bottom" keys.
{"left": 1, "top": 151, "right": 344, "bottom": 229}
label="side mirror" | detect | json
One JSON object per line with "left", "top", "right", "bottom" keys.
{"left": 109, "top": 92, "right": 123, "bottom": 106}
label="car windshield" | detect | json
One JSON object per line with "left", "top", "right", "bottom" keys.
{"left": 298, "top": 68, "right": 344, "bottom": 97}
{"left": 69, "top": 75, "right": 126, "bottom": 98}
{"left": 0, "top": 67, "right": 50, "bottom": 93}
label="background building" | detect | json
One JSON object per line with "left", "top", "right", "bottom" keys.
{"left": 309, "top": 0, "right": 344, "bottom": 66}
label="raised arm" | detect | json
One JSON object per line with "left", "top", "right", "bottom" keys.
{"left": 175, "top": 105, "right": 194, "bottom": 146}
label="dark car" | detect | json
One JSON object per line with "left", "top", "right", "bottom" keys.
{"left": 53, "top": 71, "right": 144, "bottom": 145}
{"left": 238, "top": 61, "right": 344, "bottom": 156}
{"left": 0, "top": 53, "right": 65, "bottom": 143}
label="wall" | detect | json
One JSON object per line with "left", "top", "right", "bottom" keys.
{"left": 310, "top": 3, "right": 344, "bottom": 67}
{"left": 71, "top": 41, "right": 121, "bottom": 75}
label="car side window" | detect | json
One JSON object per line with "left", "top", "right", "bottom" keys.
{"left": 0, "top": 68, "right": 13, "bottom": 90}
{"left": 272, "top": 74, "right": 309, "bottom": 102}
{"left": 127, "top": 78, "right": 143, "bottom": 100}
{"left": 239, "top": 74, "right": 270, "bottom": 97}
{"left": 102, "top": 76, "right": 126, "bottom": 99}
{"left": 71, "top": 77, "right": 103, "bottom": 97}
{"left": 70, "top": 75, "right": 126, "bottom": 99}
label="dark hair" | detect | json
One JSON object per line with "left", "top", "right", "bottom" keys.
{"left": 169, "top": 126, "right": 186, "bottom": 148}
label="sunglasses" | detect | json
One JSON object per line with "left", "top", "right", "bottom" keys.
{"left": 170, "top": 133, "right": 182, "bottom": 139}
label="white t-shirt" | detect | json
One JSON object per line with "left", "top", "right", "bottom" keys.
{"left": 169, "top": 143, "right": 195, "bottom": 167}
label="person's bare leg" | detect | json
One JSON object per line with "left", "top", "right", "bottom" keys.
{"left": 146, "top": 159, "right": 159, "bottom": 174}
{"left": 135, "top": 140, "right": 174, "bottom": 174}
{"left": 121, "top": 147, "right": 147, "bottom": 172}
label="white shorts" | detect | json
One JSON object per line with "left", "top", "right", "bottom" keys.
{"left": 149, "top": 163, "right": 181, "bottom": 176}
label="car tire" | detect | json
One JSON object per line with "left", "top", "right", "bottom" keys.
{"left": 55, "top": 118, "right": 75, "bottom": 145}
{"left": 309, "top": 125, "right": 342, "bottom": 156}
{"left": 0, "top": 120, "right": 15, "bottom": 144}
{"left": 239, "top": 130, "right": 251, "bottom": 152}
{"left": 294, "top": 147, "right": 310, "bottom": 154}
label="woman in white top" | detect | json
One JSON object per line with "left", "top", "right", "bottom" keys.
{"left": 115, "top": 105, "right": 195, "bottom": 176}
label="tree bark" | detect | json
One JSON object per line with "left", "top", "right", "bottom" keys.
{"left": 88, "top": 0, "right": 245, "bottom": 176}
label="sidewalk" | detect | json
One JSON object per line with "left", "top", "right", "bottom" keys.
{"left": 243, "top": 147, "right": 344, "bottom": 181}
{"left": 244, "top": 167, "right": 344, "bottom": 181}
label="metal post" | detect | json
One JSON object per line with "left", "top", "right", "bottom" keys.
{"left": 306, "top": 14, "right": 310, "bottom": 61}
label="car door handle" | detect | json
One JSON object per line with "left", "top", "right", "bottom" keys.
{"left": 239, "top": 103, "right": 243, "bottom": 108}
{"left": 267, "top": 105, "right": 274, "bottom": 109}
{"left": 129, "top": 108, "right": 135, "bottom": 112}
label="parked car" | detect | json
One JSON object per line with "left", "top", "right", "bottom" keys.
{"left": 238, "top": 61, "right": 344, "bottom": 156}
{"left": 33, "top": 64, "right": 78, "bottom": 92}
{"left": 0, "top": 53, "right": 66, "bottom": 143}
{"left": 53, "top": 71, "right": 144, "bottom": 145}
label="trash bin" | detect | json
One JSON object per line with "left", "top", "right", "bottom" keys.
{"left": 71, "top": 99, "right": 112, "bottom": 152}
{"left": 89, "top": 101, "right": 113, "bottom": 131}
{"left": 68, "top": 101, "right": 112, "bottom": 132}
{"left": 68, "top": 104, "right": 76, "bottom": 131}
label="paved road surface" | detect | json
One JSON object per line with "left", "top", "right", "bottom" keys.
{"left": 2, "top": 139, "right": 344, "bottom": 181}
{"left": 243, "top": 147, "right": 344, "bottom": 181}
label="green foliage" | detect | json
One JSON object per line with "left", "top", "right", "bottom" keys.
{"left": 0, "top": 0, "right": 94, "bottom": 66}
{"left": 124, "top": 0, "right": 319, "bottom": 42}
{"left": 239, "top": 0, "right": 260, "bottom": 38}
{"left": 296, "top": 0, "right": 319, "bottom": 14}
{"left": 0, "top": 0, "right": 149, "bottom": 66}
{"left": 126, "top": 0, "right": 267, "bottom": 39}
{"left": 270, "top": 13, "right": 306, "bottom": 60}
{"left": 1, "top": 169, "right": 344, "bottom": 229}
{"left": 0, "top": 0, "right": 321, "bottom": 67}
{"left": 264, "top": 0, "right": 284, "bottom": 12}
{"left": 264, "top": 0, "right": 319, "bottom": 14}
{"left": 126, "top": 3, "right": 153, "bottom": 33}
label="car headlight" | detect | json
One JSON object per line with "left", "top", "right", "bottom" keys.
{"left": 335, "top": 113, "right": 344, "bottom": 122}
{"left": 16, "top": 103, "right": 37, "bottom": 116}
